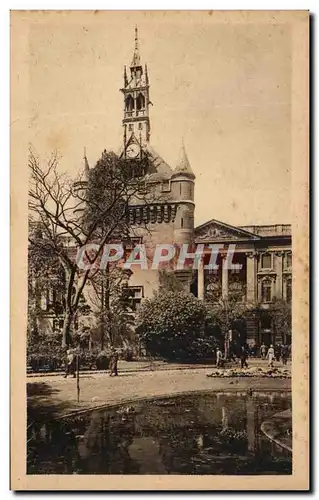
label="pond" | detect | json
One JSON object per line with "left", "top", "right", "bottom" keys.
{"left": 27, "top": 391, "right": 292, "bottom": 475}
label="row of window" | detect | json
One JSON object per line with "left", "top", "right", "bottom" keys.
{"left": 50, "top": 276, "right": 289, "bottom": 332}
{"left": 125, "top": 93, "right": 146, "bottom": 111}
{"left": 128, "top": 123, "right": 143, "bottom": 131}
{"left": 260, "top": 252, "right": 292, "bottom": 270}
{"left": 104, "top": 281, "right": 290, "bottom": 310}
{"left": 260, "top": 279, "right": 292, "bottom": 303}
{"left": 50, "top": 286, "right": 145, "bottom": 328}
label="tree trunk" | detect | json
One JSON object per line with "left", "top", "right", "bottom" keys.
{"left": 105, "top": 266, "right": 112, "bottom": 346}
{"left": 100, "top": 279, "right": 105, "bottom": 351}
{"left": 100, "top": 328, "right": 104, "bottom": 351}
{"left": 62, "top": 309, "right": 73, "bottom": 347}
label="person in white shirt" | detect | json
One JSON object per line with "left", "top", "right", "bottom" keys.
{"left": 216, "top": 347, "right": 223, "bottom": 368}
{"left": 64, "top": 348, "right": 76, "bottom": 378}
{"left": 266, "top": 344, "right": 275, "bottom": 367}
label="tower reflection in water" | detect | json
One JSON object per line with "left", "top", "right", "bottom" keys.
{"left": 27, "top": 391, "right": 292, "bottom": 475}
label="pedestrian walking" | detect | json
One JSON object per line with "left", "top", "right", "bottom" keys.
{"left": 216, "top": 347, "right": 223, "bottom": 368}
{"left": 229, "top": 343, "right": 237, "bottom": 362}
{"left": 274, "top": 344, "right": 281, "bottom": 362}
{"left": 64, "top": 348, "right": 76, "bottom": 378}
{"left": 266, "top": 344, "right": 275, "bottom": 367}
{"left": 260, "top": 343, "right": 267, "bottom": 360}
{"left": 109, "top": 348, "right": 119, "bottom": 376}
{"left": 281, "top": 344, "right": 289, "bottom": 365}
{"left": 240, "top": 345, "right": 248, "bottom": 368}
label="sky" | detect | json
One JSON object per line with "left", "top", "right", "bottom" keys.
{"left": 28, "top": 11, "right": 292, "bottom": 227}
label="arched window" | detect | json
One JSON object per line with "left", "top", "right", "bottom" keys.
{"left": 125, "top": 94, "right": 134, "bottom": 111}
{"left": 136, "top": 93, "right": 145, "bottom": 111}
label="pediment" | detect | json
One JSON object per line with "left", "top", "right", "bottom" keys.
{"left": 195, "top": 219, "right": 260, "bottom": 242}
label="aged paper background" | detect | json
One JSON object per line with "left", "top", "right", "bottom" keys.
{"left": 10, "top": 10, "right": 309, "bottom": 490}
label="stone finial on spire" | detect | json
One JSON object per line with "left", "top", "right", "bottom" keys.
{"left": 131, "top": 25, "right": 141, "bottom": 67}
{"left": 124, "top": 65, "right": 128, "bottom": 86}
{"left": 173, "top": 140, "right": 195, "bottom": 179}
{"left": 145, "top": 64, "right": 149, "bottom": 84}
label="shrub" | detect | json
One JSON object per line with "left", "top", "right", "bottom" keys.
{"left": 80, "top": 351, "right": 96, "bottom": 370}
{"left": 122, "top": 347, "right": 134, "bottom": 361}
{"left": 26, "top": 352, "right": 64, "bottom": 372}
{"left": 27, "top": 334, "right": 66, "bottom": 372}
{"left": 95, "top": 350, "right": 111, "bottom": 370}
{"left": 136, "top": 291, "right": 210, "bottom": 361}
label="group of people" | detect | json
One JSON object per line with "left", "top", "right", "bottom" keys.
{"left": 63, "top": 347, "right": 119, "bottom": 378}
{"left": 259, "top": 343, "right": 290, "bottom": 366}
{"left": 216, "top": 345, "right": 249, "bottom": 368}
{"left": 215, "top": 342, "right": 290, "bottom": 369}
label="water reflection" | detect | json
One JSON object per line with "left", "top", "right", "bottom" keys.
{"left": 27, "top": 391, "right": 292, "bottom": 475}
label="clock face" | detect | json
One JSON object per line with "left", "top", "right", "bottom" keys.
{"left": 126, "top": 144, "right": 140, "bottom": 159}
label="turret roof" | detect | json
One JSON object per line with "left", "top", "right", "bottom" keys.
{"left": 144, "top": 144, "right": 173, "bottom": 180}
{"left": 83, "top": 148, "right": 90, "bottom": 180}
{"left": 173, "top": 141, "right": 195, "bottom": 179}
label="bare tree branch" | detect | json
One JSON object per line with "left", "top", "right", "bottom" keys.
{"left": 28, "top": 146, "right": 163, "bottom": 347}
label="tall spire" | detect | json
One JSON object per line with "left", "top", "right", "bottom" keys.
{"left": 131, "top": 26, "right": 141, "bottom": 67}
{"left": 121, "top": 26, "right": 150, "bottom": 147}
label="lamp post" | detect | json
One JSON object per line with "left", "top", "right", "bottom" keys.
{"left": 73, "top": 346, "right": 81, "bottom": 403}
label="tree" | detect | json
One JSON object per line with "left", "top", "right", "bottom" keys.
{"left": 136, "top": 291, "right": 208, "bottom": 360}
{"left": 268, "top": 298, "right": 292, "bottom": 344}
{"left": 158, "top": 269, "right": 184, "bottom": 293}
{"left": 28, "top": 222, "right": 66, "bottom": 339}
{"left": 28, "top": 148, "right": 159, "bottom": 347}
{"left": 206, "top": 293, "right": 255, "bottom": 357}
{"left": 89, "top": 267, "right": 135, "bottom": 349}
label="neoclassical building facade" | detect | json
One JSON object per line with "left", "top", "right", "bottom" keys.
{"left": 193, "top": 220, "right": 292, "bottom": 346}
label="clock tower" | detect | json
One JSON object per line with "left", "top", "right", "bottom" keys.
{"left": 120, "top": 27, "right": 151, "bottom": 155}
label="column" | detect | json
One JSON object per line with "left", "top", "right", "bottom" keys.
{"left": 221, "top": 256, "right": 228, "bottom": 299}
{"left": 197, "top": 259, "right": 205, "bottom": 300}
{"left": 275, "top": 252, "right": 283, "bottom": 299}
{"left": 246, "top": 252, "right": 256, "bottom": 302}
{"left": 246, "top": 253, "right": 258, "bottom": 346}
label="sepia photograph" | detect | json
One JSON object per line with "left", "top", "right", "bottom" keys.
{"left": 10, "top": 10, "right": 309, "bottom": 490}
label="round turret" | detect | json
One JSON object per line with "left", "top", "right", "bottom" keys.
{"left": 171, "top": 142, "right": 195, "bottom": 245}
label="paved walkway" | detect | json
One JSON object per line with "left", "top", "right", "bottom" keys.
{"left": 27, "top": 367, "right": 291, "bottom": 421}
{"left": 27, "top": 360, "right": 213, "bottom": 378}
{"left": 27, "top": 357, "right": 291, "bottom": 378}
